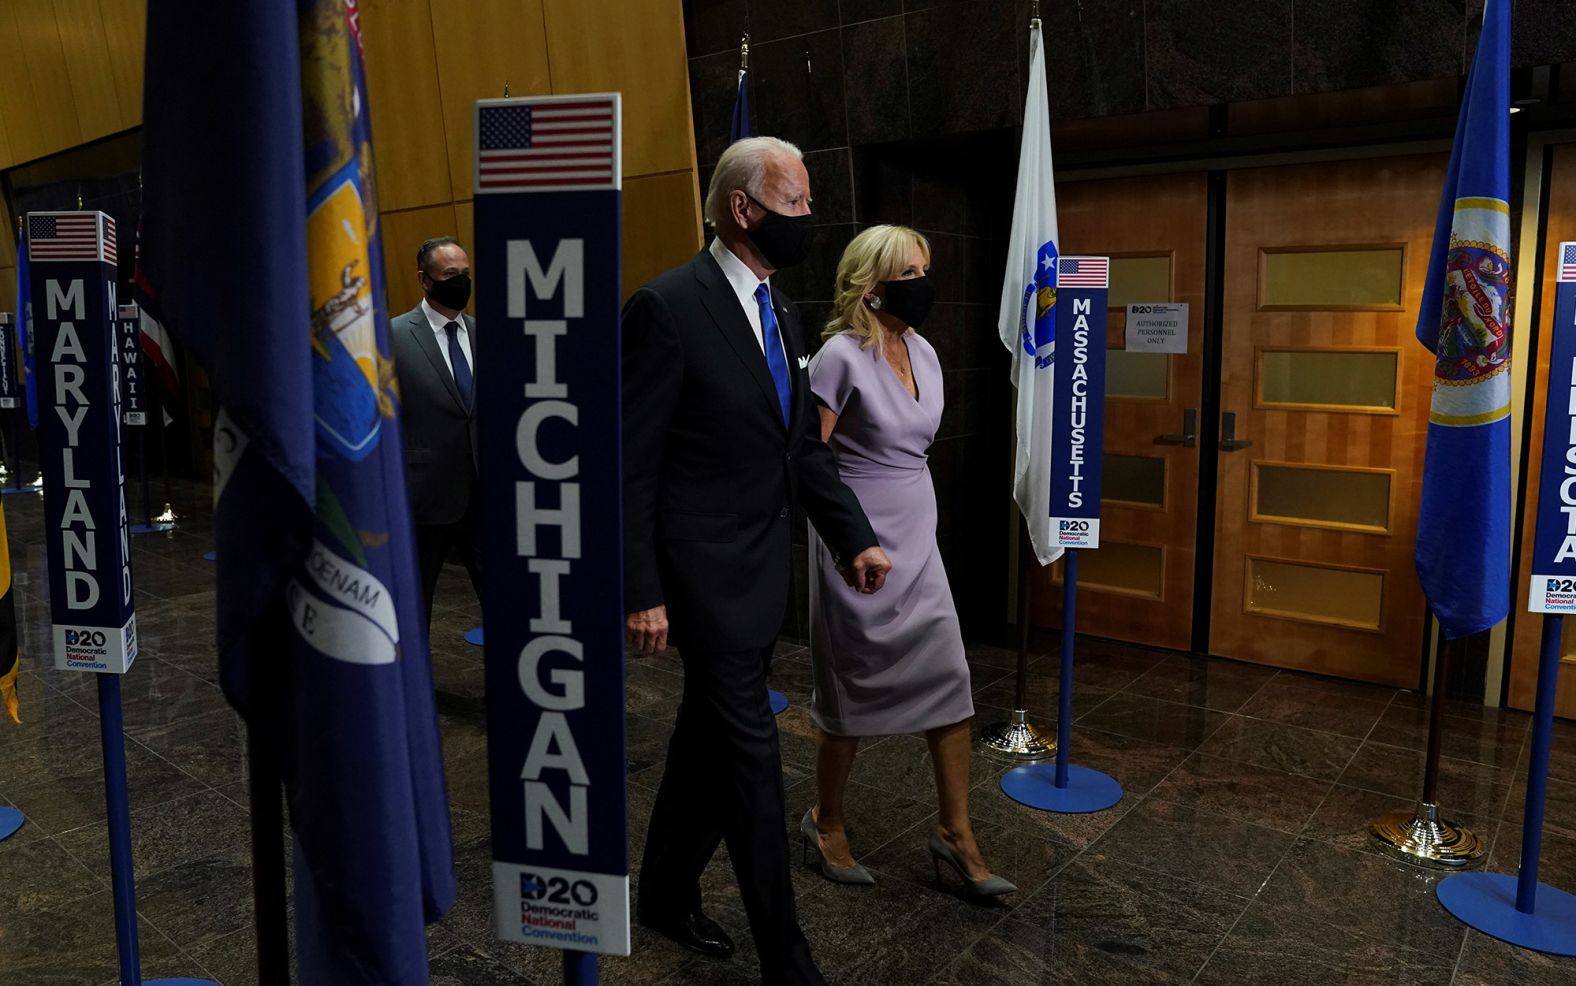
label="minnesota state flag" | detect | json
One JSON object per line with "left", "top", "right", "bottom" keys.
{"left": 0, "top": 500, "right": 16, "bottom": 723}
{"left": 1415, "top": 0, "right": 1513, "bottom": 639}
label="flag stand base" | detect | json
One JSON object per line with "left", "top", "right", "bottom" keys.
{"left": 152, "top": 502, "right": 179, "bottom": 527}
{"left": 0, "top": 806, "right": 23, "bottom": 841}
{"left": 978, "top": 710, "right": 1053, "bottom": 762}
{"left": 464, "top": 625, "right": 484, "bottom": 646}
{"left": 1370, "top": 802, "right": 1486, "bottom": 868}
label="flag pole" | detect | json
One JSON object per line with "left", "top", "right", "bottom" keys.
{"left": 977, "top": 517, "right": 1052, "bottom": 761}
{"left": 152, "top": 383, "right": 178, "bottom": 528}
{"left": 248, "top": 726, "right": 293, "bottom": 983}
{"left": 1369, "top": 634, "right": 1486, "bottom": 866}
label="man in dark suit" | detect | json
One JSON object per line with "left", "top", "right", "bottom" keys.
{"left": 622, "top": 136, "right": 892, "bottom": 986}
{"left": 392, "top": 236, "right": 481, "bottom": 632}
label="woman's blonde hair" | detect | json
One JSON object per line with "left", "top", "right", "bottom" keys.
{"left": 822, "top": 224, "right": 931, "bottom": 347}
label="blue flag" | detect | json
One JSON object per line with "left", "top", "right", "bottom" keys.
{"left": 137, "top": 2, "right": 454, "bottom": 981}
{"left": 730, "top": 63, "right": 751, "bottom": 142}
{"left": 14, "top": 231, "right": 36, "bottom": 431}
{"left": 1414, "top": 0, "right": 1512, "bottom": 640}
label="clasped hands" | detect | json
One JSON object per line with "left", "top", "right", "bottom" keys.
{"left": 624, "top": 546, "right": 893, "bottom": 656}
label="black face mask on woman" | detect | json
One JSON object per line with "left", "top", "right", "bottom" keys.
{"left": 426, "top": 270, "right": 472, "bottom": 311}
{"left": 869, "top": 275, "right": 936, "bottom": 329}
{"left": 743, "top": 192, "right": 814, "bottom": 270}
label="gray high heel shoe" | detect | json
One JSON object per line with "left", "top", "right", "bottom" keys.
{"left": 928, "top": 831, "right": 1017, "bottom": 898}
{"left": 799, "top": 810, "right": 876, "bottom": 886}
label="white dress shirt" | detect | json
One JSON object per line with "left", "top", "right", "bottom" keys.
{"left": 420, "top": 297, "right": 474, "bottom": 380}
{"left": 709, "top": 237, "right": 790, "bottom": 364}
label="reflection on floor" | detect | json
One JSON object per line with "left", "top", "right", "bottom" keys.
{"left": 1, "top": 482, "right": 1574, "bottom": 984}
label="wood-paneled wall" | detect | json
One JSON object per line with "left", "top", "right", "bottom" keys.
{"left": 0, "top": 0, "right": 702, "bottom": 313}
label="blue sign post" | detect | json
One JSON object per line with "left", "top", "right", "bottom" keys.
{"left": 117, "top": 304, "right": 163, "bottom": 535}
{"left": 29, "top": 211, "right": 213, "bottom": 986}
{"left": 1001, "top": 257, "right": 1124, "bottom": 814}
{"left": 474, "top": 95, "right": 630, "bottom": 985}
{"left": 0, "top": 311, "right": 17, "bottom": 492}
{"left": 1435, "top": 242, "right": 1576, "bottom": 954}
{"left": 0, "top": 311, "right": 17, "bottom": 411}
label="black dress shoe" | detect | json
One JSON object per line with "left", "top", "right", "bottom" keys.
{"left": 637, "top": 907, "right": 736, "bottom": 958}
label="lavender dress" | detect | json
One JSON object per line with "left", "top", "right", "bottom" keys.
{"left": 808, "top": 330, "right": 973, "bottom": 736}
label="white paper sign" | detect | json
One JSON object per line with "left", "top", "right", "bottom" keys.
{"left": 1124, "top": 303, "right": 1188, "bottom": 354}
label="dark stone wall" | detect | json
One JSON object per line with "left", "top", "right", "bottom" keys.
{"left": 688, "top": 1, "right": 1576, "bottom": 132}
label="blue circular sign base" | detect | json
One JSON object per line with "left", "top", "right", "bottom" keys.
{"left": 0, "top": 486, "right": 37, "bottom": 496}
{"left": 144, "top": 979, "right": 221, "bottom": 985}
{"left": 464, "top": 626, "right": 485, "bottom": 646}
{"left": 130, "top": 522, "right": 175, "bottom": 534}
{"left": 1437, "top": 872, "right": 1576, "bottom": 956}
{"left": 202, "top": 551, "right": 217, "bottom": 562}
{"left": 1000, "top": 763, "right": 1123, "bottom": 814}
{"left": 0, "top": 806, "right": 24, "bottom": 841}
{"left": 769, "top": 689, "right": 789, "bottom": 715}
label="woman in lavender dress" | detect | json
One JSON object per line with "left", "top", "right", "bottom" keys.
{"left": 799, "top": 225, "right": 1014, "bottom": 899}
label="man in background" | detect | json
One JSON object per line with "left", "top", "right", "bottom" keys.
{"left": 392, "top": 236, "right": 481, "bottom": 633}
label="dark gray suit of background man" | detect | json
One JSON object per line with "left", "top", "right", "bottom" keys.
{"left": 392, "top": 236, "right": 482, "bottom": 632}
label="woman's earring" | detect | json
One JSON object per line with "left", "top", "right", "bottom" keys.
{"left": 866, "top": 295, "right": 883, "bottom": 310}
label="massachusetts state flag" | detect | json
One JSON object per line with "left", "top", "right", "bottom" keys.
{"left": 1414, "top": 0, "right": 1512, "bottom": 640}
{"left": 138, "top": 1, "right": 454, "bottom": 981}
{"left": 996, "top": 15, "right": 1062, "bottom": 565}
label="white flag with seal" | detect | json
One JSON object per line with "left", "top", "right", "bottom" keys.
{"left": 997, "top": 17, "right": 1062, "bottom": 566}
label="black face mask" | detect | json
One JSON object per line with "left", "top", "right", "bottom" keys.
{"left": 742, "top": 192, "right": 814, "bottom": 270}
{"left": 870, "top": 275, "right": 936, "bottom": 329}
{"left": 426, "top": 271, "right": 472, "bottom": 311}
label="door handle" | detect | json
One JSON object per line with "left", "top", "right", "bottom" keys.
{"left": 1155, "top": 407, "right": 1197, "bottom": 448}
{"left": 1220, "top": 411, "right": 1253, "bottom": 451}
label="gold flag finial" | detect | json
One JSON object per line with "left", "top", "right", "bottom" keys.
{"left": 1031, "top": 0, "right": 1040, "bottom": 21}
{"left": 740, "top": 32, "right": 750, "bottom": 72}
{"left": 76, "top": 186, "right": 83, "bottom": 210}
{"left": 503, "top": 81, "right": 510, "bottom": 98}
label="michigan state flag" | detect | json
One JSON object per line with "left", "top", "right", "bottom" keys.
{"left": 138, "top": 1, "right": 454, "bottom": 980}
{"left": 0, "top": 500, "right": 17, "bottom": 723}
{"left": 1414, "top": 0, "right": 1513, "bottom": 639}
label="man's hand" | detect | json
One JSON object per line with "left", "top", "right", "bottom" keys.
{"left": 626, "top": 606, "right": 670, "bottom": 655}
{"left": 840, "top": 547, "right": 892, "bottom": 595}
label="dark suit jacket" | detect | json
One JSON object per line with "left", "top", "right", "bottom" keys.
{"left": 622, "top": 249, "right": 878, "bottom": 652}
{"left": 392, "top": 304, "right": 478, "bottom": 526}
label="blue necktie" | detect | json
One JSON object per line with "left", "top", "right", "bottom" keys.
{"left": 754, "top": 283, "right": 792, "bottom": 426}
{"left": 444, "top": 320, "right": 473, "bottom": 408}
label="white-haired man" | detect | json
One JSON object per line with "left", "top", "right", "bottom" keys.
{"left": 621, "top": 136, "right": 892, "bottom": 985}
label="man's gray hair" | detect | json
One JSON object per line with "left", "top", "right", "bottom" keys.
{"left": 703, "top": 136, "right": 804, "bottom": 228}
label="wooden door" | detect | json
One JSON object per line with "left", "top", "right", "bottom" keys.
{"left": 1030, "top": 173, "right": 1208, "bottom": 651}
{"left": 1208, "top": 155, "right": 1445, "bottom": 686}
{"left": 1508, "top": 143, "right": 1576, "bottom": 719}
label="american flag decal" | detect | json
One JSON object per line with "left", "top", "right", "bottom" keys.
{"left": 474, "top": 95, "right": 621, "bottom": 194}
{"left": 1057, "top": 256, "right": 1109, "bottom": 289}
{"left": 1560, "top": 242, "right": 1576, "bottom": 283}
{"left": 27, "top": 212, "right": 116, "bottom": 265}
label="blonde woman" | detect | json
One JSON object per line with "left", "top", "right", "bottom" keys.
{"left": 799, "top": 224, "right": 1014, "bottom": 899}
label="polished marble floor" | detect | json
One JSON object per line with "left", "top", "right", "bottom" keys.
{"left": 2, "top": 482, "right": 1575, "bottom": 984}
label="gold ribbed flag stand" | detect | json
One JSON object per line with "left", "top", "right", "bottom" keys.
{"left": 1368, "top": 637, "right": 1486, "bottom": 867}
